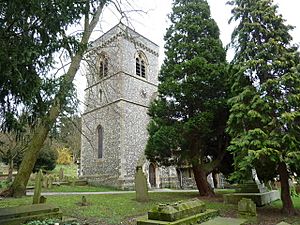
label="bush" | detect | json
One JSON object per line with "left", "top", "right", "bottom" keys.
{"left": 0, "top": 180, "right": 11, "bottom": 189}
{"left": 56, "top": 147, "right": 73, "bottom": 165}
{"left": 13, "top": 145, "right": 58, "bottom": 173}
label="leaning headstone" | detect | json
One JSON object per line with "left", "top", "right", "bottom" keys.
{"left": 59, "top": 168, "right": 64, "bottom": 181}
{"left": 135, "top": 166, "right": 149, "bottom": 202}
{"left": 238, "top": 198, "right": 257, "bottom": 223}
{"left": 33, "top": 170, "right": 43, "bottom": 204}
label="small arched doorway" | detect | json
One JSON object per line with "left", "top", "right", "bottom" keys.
{"left": 149, "top": 163, "right": 156, "bottom": 188}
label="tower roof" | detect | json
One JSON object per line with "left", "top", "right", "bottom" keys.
{"left": 90, "top": 22, "right": 159, "bottom": 57}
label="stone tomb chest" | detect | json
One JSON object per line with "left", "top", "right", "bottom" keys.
{"left": 137, "top": 199, "right": 218, "bottom": 225}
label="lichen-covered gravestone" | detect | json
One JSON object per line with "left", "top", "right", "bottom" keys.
{"left": 43, "top": 176, "right": 49, "bottom": 188}
{"left": 33, "top": 170, "right": 43, "bottom": 204}
{"left": 238, "top": 198, "right": 257, "bottom": 223}
{"left": 135, "top": 166, "right": 149, "bottom": 202}
{"left": 48, "top": 175, "right": 53, "bottom": 189}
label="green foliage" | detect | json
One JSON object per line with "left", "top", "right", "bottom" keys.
{"left": 56, "top": 147, "right": 73, "bottom": 165}
{"left": 227, "top": 0, "right": 300, "bottom": 184}
{"left": 0, "top": 180, "right": 11, "bottom": 189}
{"left": 23, "top": 219, "right": 79, "bottom": 225}
{"left": 12, "top": 140, "right": 58, "bottom": 172}
{"left": 146, "top": 0, "right": 230, "bottom": 175}
{"left": 0, "top": 0, "right": 87, "bottom": 134}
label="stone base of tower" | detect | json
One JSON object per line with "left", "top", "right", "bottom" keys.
{"left": 80, "top": 166, "right": 180, "bottom": 190}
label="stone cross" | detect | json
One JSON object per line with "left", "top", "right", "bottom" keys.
{"left": 33, "top": 170, "right": 43, "bottom": 204}
{"left": 135, "top": 166, "right": 149, "bottom": 202}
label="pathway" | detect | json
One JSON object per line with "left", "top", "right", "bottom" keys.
{"left": 26, "top": 189, "right": 198, "bottom": 196}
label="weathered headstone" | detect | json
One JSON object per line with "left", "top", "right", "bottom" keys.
{"left": 81, "top": 196, "right": 88, "bottom": 206}
{"left": 238, "top": 198, "right": 256, "bottom": 216}
{"left": 59, "top": 168, "right": 64, "bottom": 181}
{"left": 40, "top": 196, "right": 47, "bottom": 204}
{"left": 33, "top": 170, "right": 43, "bottom": 204}
{"left": 135, "top": 166, "right": 149, "bottom": 202}
{"left": 48, "top": 175, "right": 53, "bottom": 189}
{"left": 0, "top": 204, "right": 62, "bottom": 225}
{"left": 42, "top": 176, "right": 49, "bottom": 188}
{"left": 71, "top": 177, "right": 76, "bottom": 186}
{"left": 238, "top": 198, "right": 257, "bottom": 223}
{"left": 136, "top": 199, "right": 248, "bottom": 225}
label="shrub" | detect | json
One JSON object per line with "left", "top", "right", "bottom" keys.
{"left": 13, "top": 145, "right": 58, "bottom": 173}
{"left": 56, "top": 147, "right": 73, "bottom": 165}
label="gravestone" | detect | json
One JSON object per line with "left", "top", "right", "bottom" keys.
{"left": 40, "top": 196, "right": 47, "bottom": 204}
{"left": 59, "top": 168, "right": 64, "bottom": 181}
{"left": 43, "top": 176, "right": 49, "bottom": 188}
{"left": 137, "top": 199, "right": 247, "bottom": 225}
{"left": 135, "top": 166, "right": 149, "bottom": 202}
{"left": 224, "top": 180, "right": 280, "bottom": 206}
{"left": 238, "top": 198, "right": 257, "bottom": 224}
{"left": 33, "top": 170, "right": 43, "bottom": 204}
{"left": 81, "top": 196, "right": 88, "bottom": 206}
{"left": 238, "top": 198, "right": 256, "bottom": 216}
{"left": 48, "top": 175, "right": 53, "bottom": 189}
{"left": 0, "top": 204, "right": 62, "bottom": 225}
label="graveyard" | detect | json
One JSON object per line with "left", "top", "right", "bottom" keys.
{"left": 1, "top": 0, "right": 300, "bottom": 224}
{"left": 0, "top": 165, "right": 300, "bottom": 225}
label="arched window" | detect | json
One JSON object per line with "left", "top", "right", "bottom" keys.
{"left": 135, "top": 52, "right": 147, "bottom": 78}
{"left": 97, "top": 125, "right": 103, "bottom": 159}
{"left": 98, "top": 54, "right": 108, "bottom": 78}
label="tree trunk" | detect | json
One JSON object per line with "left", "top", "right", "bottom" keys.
{"left": 0, "top": 2, "right": 105, "bottom": 197}
{"left": 212, "top": 170, "right": 218, "bottom": 189}
{"left": 192, "top": 164, "right": 215, "bottom": 197}
{"left": 7, "top": 158, "right": 13, "bottom": 183}
{"left": 278, "top": 161, "right": 296, "bottom": 215}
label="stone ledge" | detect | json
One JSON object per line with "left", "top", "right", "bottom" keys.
{"left": 137, "top": 209, "right": 218, "bottom": 225}
{"left": 0, "top": 204, "right": 62, "bottom": 225}
{"left": 224, "top": 190, "right": 280, "bottom": 206}
{"left": 200, "top": 216, "right": 248, "bottom": 225}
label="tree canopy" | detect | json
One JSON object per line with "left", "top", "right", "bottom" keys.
{"left": 1, "top": 0, "right": 108, "bottom": 197}
{"left": 0, "top": 0, "right": 86, "bottom": 133}
{"left": 227, "top": 0, "right": 300, "bottom": 214}
{"left": 145, "top": 0, "right": 229, "bottom": 196}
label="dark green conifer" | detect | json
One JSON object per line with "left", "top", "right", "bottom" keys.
{"left": 227, "top": 0, "right": 300, "bottom": 214}
{"left": 146, "top": 0, "right": 229, "bottom": 196}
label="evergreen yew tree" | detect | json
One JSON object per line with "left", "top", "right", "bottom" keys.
{"left": 227, "top": 0, "right": 300, "bottom": 214}
{"left": 145, "top": 0, "right": 229, "bottom": 196}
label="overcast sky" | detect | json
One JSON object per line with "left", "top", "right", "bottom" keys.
{"left": 75, "top": 0, "right": 300, "bottom": 111}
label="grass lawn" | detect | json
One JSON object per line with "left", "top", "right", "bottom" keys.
{"left": 0, "top": 190, "right": 299, "bottom": 225}
{"left": 50, "top": 164, "right": 78, "bottom": 177}
{"left": 41, "top": 184, "right": 119, "bottom": 193}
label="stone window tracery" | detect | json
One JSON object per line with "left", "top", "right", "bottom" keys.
{"left": 135, "top": 52, "right": 147, "bottom": 78}
{"left": 98, "top": 54, "right": 108, "bottom": 78}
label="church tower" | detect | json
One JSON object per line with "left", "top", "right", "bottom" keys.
{"left": 80, "top": 23, "right": 177, "bottom": 189}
